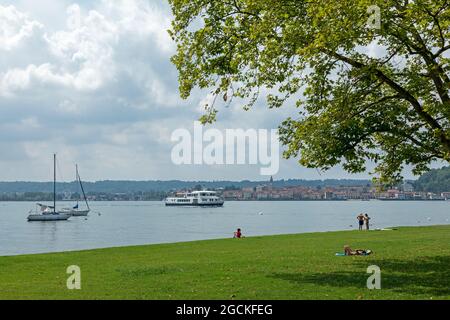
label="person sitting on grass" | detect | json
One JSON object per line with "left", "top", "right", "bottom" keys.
{"left": 344, "top": 245, "right": 372, "bottom": 256}
{"left": 233, "top": 228, "right": 243, "bottom": 239}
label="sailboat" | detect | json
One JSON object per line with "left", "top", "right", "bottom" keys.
{"left": 61, "top": 165, "right": 90, "bottom": 217}
{"left": 27, "top": 154, "right": 71, "bottom": 222}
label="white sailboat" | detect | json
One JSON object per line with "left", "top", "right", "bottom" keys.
{"left": 27, "top": 154, "right": 71, "bottom": 222}
{"left": 61, "top": 165, "right": 90, "bottom": 217}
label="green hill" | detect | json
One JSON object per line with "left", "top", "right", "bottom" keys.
{"left": 0, "top": 179, "right": 372, "bottom": 194}
{"left": 414, "top": 166, "right": 450, "bottom": 193}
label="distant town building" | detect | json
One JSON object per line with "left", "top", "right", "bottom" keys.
{"left": 402, "top": 182, "right": 414, "bottom": 192}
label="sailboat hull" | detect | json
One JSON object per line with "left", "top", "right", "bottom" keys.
{"left": 64, "top": 209, "right": 90, "bottom": 217}
{"left": 27, "top": 213, "right": 71, "bottom": 221}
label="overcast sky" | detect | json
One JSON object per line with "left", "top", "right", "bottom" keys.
{"left": 0, "top": 0, "right": 423, "bottom": 182}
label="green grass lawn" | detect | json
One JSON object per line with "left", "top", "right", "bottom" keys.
{"left": 0, "top": 225, "right": 449, "bottom": 300}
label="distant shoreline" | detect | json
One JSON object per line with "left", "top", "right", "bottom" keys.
{"left": 1, "top": 199, "right": 448, "bottom": 202}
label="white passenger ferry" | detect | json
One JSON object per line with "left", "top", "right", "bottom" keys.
{"left": 165, "top": 191, "right": 224, "bottom": 207}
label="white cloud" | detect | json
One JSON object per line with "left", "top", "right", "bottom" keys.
{"left": 99, "top": 0, "right": 173, "bottom": 52}
{"left": 0, "top": 1, "right": 392, "bottom": 181}
{"left": 0, "top": 4, "right": 43, "bottom": 50}
{"left": 0, "top": 1, "right": 174, "bottom": 96}
{"left": 0, "top": 63, "right": 73, "bottom": 96}
{"left": 43, "top": 6, "right": 118, "bottom": 91}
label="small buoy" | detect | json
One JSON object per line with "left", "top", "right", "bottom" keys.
{"left": 258, "top": 212, "right": 263, "bottom": 215}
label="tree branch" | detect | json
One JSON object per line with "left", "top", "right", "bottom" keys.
{"left": 323, "top": 49, "right": 450, "bottom": 153}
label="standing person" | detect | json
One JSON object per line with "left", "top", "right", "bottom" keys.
{"left": 234, "top": 228, "right": 242, "bottom": 238}
{"left": 357, "top": 214, "right": 364, "bottom": 231}
{"left": 364, "top": 214, "right": 371, "bottom": 231}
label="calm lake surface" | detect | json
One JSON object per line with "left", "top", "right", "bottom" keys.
{"left": 1, "top": 201, "right": 449, "bottom": 256}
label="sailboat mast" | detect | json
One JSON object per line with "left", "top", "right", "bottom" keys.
{"left": 53, "top": 153, "right": 56, "bottom": 213}
{"left": 76, "top": 164, "right": 78, "bottom": 207}
{"left": 77, "top": 164, "right": 90, "bottom": 211}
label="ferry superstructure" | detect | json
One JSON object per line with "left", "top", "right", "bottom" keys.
{"left": 165, "top": 191, "right": 224, "bottom": 207}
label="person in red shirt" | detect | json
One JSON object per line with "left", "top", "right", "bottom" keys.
{"left": 234, "top": 228, "right": 242, "bottom": 238}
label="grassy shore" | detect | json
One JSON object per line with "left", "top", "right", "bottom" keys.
{"left": 0, "top": 225, "right": 449, "bottom": 300}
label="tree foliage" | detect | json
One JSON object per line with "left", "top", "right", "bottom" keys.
{"left": 168, "top": 0, "right": 450, "bottom": 183}
{"left": 414, "top": 165, "right": 450, "bottom": 192}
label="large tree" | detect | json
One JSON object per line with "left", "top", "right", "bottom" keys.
{"left": 168, "top": 0, "right": 450, "bottom": 184}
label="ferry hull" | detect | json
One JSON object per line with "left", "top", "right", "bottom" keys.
{"left": 165, "top": 202, "right": 224, "bottom": 207}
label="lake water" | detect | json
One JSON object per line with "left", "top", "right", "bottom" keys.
{"left": 0, "top": 201, "right": 449, "bottom": 256}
